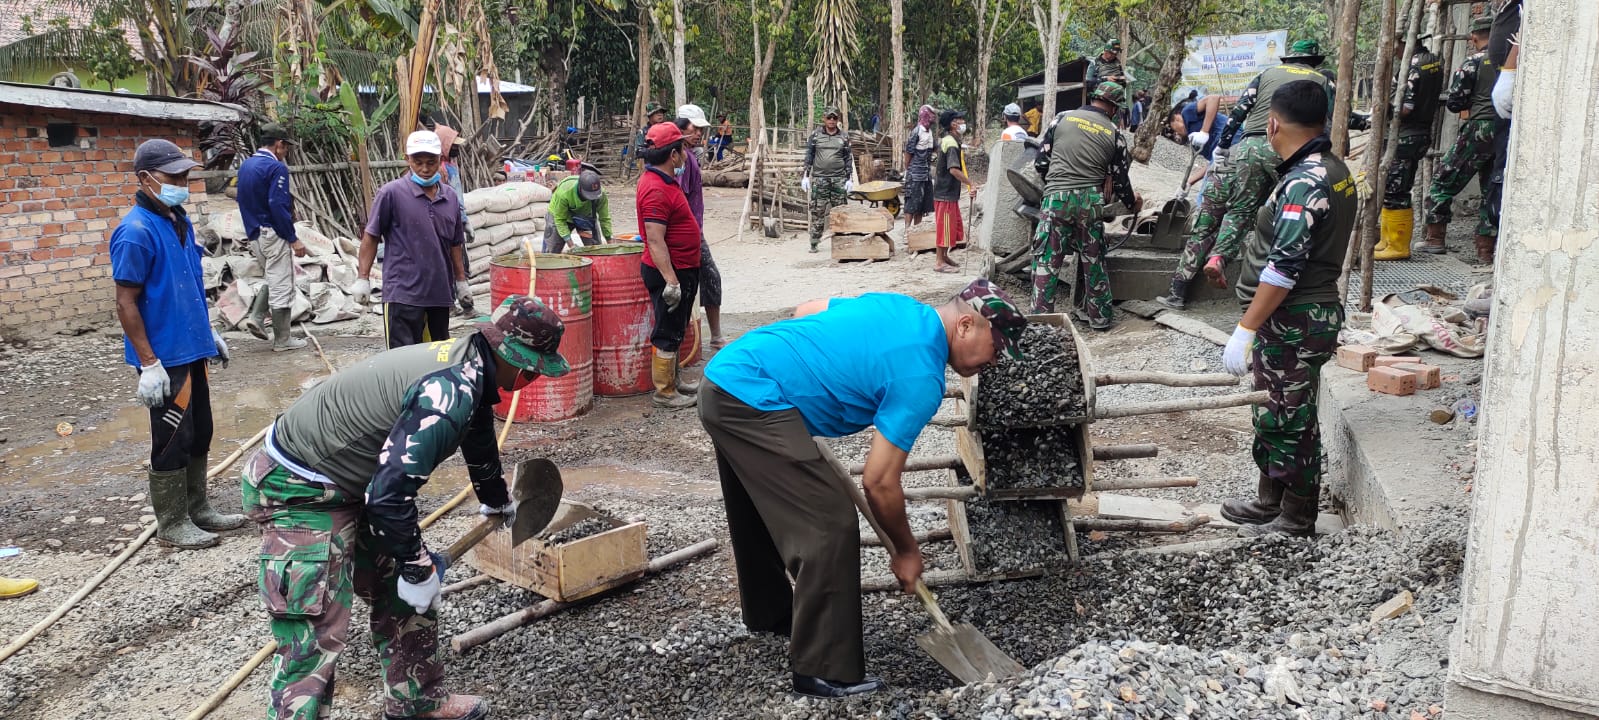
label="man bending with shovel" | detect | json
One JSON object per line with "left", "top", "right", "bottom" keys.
{"left": 698, "top": 278, "right": 1027, "bottom": 697}
{"left": 242, "top": 295, "right": 568, "bottom": 720}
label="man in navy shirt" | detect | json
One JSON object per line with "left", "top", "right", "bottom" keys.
{"left": 236, "top": 122, "right": 308, "bottom": 351}
{"left": 698, "top": 278, "right": 1027, "bottom": 698}
{"left": 111, "top": 139, "right": 244, "bottom": 549}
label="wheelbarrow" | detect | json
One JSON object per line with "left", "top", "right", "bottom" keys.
{"left": 849, "top": 180, "right": 903, "bottom": 217}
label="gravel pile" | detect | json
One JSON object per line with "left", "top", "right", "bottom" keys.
{"left": 962, "top": 499, "right": 1070, "bottom": 577}
{"left": 975, "top": 324, "right": 1087, "bottom": 429}
{"left": 981, "top": 425, "right": 1083, "bottom": 491}
{"left": 543, "top": 516, "right": 616, "bottom": 544}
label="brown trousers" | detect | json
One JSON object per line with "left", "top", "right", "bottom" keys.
{"left": 698, "top": 382, "right": 864, "bottom": 682}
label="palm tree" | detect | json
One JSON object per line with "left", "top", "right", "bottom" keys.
{"left": 811, "top": 0, "right": 859, "bottom": 125}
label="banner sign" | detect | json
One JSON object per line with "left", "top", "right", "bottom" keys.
{"left": 1179, "top": 30, "right": 1290, "bottom": 103}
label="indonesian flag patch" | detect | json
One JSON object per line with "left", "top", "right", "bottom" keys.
{"left": 1281, "top": 203, "right": 1305, "bottom": 221}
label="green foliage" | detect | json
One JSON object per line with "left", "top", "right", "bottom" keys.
{"left": 76, "top": 9, "right": 139, "bottom": 88}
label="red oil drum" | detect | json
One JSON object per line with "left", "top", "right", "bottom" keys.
{"left": 488, "top": 252, "right": 593, "bottom": 421}
{"left": 567, "top": 245, "right": 653, "bottom": 396}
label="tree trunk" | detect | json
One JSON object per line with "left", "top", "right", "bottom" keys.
{"left": 1132, "top": 37, "right": 1187, "bottom": 163}
{"left": 671, "top": 0, "right": 687, "bottom": 108}
{"left": 1330, "top": 0, "right": 1361, "bottom": 154}
{"left": 1356, "top": 0, "right": 1401, "bottom": 312}
{"left": 877, "top": 30, "right": 890, "bottom": 134}
{"left": 634, "top": 4, "right": 653, "bottom": 129}
{"left": 1033, "top": 0, "right": 1064, "bottom": 121}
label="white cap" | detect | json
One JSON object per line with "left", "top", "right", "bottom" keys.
{"left": 405, "top": 130, "right": 443, "bottom": 156}
{"left": 1003, "top": 103, "right": 1022, "bottom": 117}
{"left": 676, "top": 104, "right": 711, "bottom": 128}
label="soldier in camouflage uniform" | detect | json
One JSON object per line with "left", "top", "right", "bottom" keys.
{"left": 1216, "top": 79, "right": 1356, "bottom": 538}
{"left": 1031, "top": 80, "right": 1139, "bottom": 329}
{"left": 243, "top": 295, "right": 568, "bottom": 720}
{"left": 1422, "top": 16, "right": 1500, "bottom": 263}
{"left": 1373, "top": 36, "right": 1444, "bottom": 260}
{"left": 1203, "top": 40, "right": 1366, "bottom": 289}
{"left": 803, "top": 107, "right": 855, "bottom": 252}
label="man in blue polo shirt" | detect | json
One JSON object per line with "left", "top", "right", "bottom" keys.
{"left": 110, "top": 139, "right": 243, "bottom": 550}
{"left": 236, "top": 122, "right": 308, "bottom": 351}
{"left": 698, "top": 278, "right": 1027, "bottom": 698}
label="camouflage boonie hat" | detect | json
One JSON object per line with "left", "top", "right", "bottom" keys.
{"left": 1283, "top": 39, "right": 1326, "bottom": 60}
{"left": 1104, "top": 39, "right": 1122, "bottom": 53}
{"left": 1469, "top": 15, "right": 1492, "bottom": 32}
{"left": 822, "top": 106, "right": 841, "bottom": 118}
{"left": 1091, "top": 80, "right": 1127, "bottom": 107}
{"left": 478, "top": 295, "right": 569, "bottom": 377}
{"left": 957, "top": 278, "right": 1028, "bottom": 360}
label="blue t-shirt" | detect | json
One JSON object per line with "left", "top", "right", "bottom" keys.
{"left": 705, "top": 294, "right": 948, "bottom": 452}
{"left": 109, "top": 205, "right": 215, "bottom": 368}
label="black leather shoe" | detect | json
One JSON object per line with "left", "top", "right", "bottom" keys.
{"left": 792, "top": 673, "right": 886, "bottom": 698}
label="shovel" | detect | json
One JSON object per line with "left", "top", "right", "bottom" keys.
{"left": 439, "top": 457, "right": 565, "bottom": 564}
{"left": 814, "top": 439, "right": 1025, "bottom": 685}
{"left": 1150, "top": 147, "right": 1202, "bottom": 252}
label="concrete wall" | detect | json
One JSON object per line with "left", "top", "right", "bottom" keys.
{"left": 0, "top": 104, "right": 209, "bottom": 338}
{"left": 977, "top": 140, "right": 1035, "bottom": 258}
{"left": 1446, "top": 3, "right": 1599, "bottom": 718}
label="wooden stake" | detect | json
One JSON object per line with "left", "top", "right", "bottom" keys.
{"left": 1093, "top": 371, "right": 1241, "bottom": 387}
{"left": 861, "top": 527, "right": 953, "bottom": 547}
{"left": 1072, "top": 515, "right": 1210, "bottom": 533}
{"left": 1330, "top": 0, "right": 1364, "bottom": 155}
{"left": 1093, "top": 391, "right": 1268, "bottom": 420}
{"left": 1091, "top": 476, "right": 1199, "bottom": 492}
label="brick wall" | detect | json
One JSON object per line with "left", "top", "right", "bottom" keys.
{"left": 0, "top": 104, "right": 211, "bottom": 338}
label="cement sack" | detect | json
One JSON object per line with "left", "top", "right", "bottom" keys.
{"left": 1368, "top": 295, "right": 1487, "bottom": 358}
{"left": 326, "top": 260, "right": 360, "bottom": 290}
{"left": 201, "top": 256, "right": 229, "bottom": 290}
{"left": 468, "top": 210, "right": 508, "bottom": 232}
{"left": 224, "top": 254, "right": 263, "bottom": 279}
{"left": 481, "top": 223, "right": 517, "bottom": 245}
{"left": 208, "top": 208, "right": 249, "bottom": 241}
{"left": 503, "top": 202, "right": 543, "bottom": 224}
{"left": 294, "top": 221, "right": 338, "bottom": 257}
{"left": 215, "top": 282, "right": 250, "bottom": 329}
{"left": 306, "top": 282, "right": 361, "bottom": 324}
{"left": 510, "top": 219, "right": 541, "bottom": 237}
{"left": 337, "top": 236, "right": 361, "bottom": 258}
{"left": 465, "top": 182, "right": 552, "bottom": 214}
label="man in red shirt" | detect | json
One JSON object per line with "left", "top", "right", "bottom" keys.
{"left": 636, "top": 122, "right": 703, "bottom": 409}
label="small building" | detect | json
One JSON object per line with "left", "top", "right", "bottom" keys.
{"left": 1003, "top": 59, "right": 1092, "bottom": 114}
{"left": 0, "top": 82, "right": 246, "bottom": 337}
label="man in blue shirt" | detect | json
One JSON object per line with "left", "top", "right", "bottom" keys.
{"left": 236, "top": 122, "right": 308, "bottom": 351}
{"left": 698, "top": 278, "right": 1027, "bottom": 698}
{"left": 111, "top": 139, "right": 243, "bottom": 550}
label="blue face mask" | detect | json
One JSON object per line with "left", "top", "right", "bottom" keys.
{"left": 673, "top": 166, "right": 685, "bottom": 177}
{"left": 410, "top": 172, "right": 440, "bottom": 187}
{"left": 156, "top": 183, "right": 189, "bottom": 207}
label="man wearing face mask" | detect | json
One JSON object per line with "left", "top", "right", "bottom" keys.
{"left": 352, "top": 131, "right": 471, "bottom": 348}
{"left": 1218, "top": 80, "right": 1356, "bottom": 538}
{"left": 236, "top": 122, "right": 309, "bottom": 351}
{"left": 243, "top": 295, "right": 567, "bottom": 720}
{"left": 699, "top": 278, "right": 1027, "bottom": 698}
{"left": 110, "top": 139, "right": 243, "bottom": 550}
{"left": 636, "top": 121, "right": 703, "bottom": 409}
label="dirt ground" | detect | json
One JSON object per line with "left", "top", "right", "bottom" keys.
{"left": 0, "top": 158, "right": 1473, "bottom": 719}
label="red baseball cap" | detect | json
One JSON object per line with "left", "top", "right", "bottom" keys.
{"left": 645, "top": 122, "right": 684, "bottom": 148}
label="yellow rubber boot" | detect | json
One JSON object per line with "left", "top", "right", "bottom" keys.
{"left": 0, "top": 577, "right": 40, "bottom": 599}
{"left": 1374, "top": 208, "right": 1414, "bottom": 260}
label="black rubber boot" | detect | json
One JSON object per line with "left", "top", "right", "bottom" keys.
{"left": 793, "top": 674, "right": 886, "bottom": 698}
{"left": 1154, "top": 278, "right": 1188, "bottom": 310}
{"left": 1219, "top": 474, "right": 1283, "bottom": 525}
{"left": 1239, "top": 489, "right": 1318, "bottom": 538}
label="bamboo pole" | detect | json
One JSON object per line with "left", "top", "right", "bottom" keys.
{"left": 1093, "top": 391, "right": 1269, "bottom": 420}
{"left": 1091, "top": 476, "right": 1199, "bottom": 491}
{"left": 1330, "top": 0, "right": 1364, "bottom": 155}
{"left": 1356, "top": 0, "right": 1416, "bottom": 313}
{"left": 861, "top": 568, "right": 972, "bottom": 593}
{"left": 1072, "top": 515, "right": 1210, "bottom": 533}
{"left": 861, "top": 528, "right": 953, "bottom": 547}
{"left": 1093, "top": 371, "right": 1241, "bottom": 388}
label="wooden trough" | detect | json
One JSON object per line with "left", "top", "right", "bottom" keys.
{"left": 468, "top": 501, "right": 648, "bottom": 602}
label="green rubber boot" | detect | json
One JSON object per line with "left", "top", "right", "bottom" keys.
{"left": 186, "top": 458, "right": 244, "bottom": 531}
{"left": 149, "top": 468, "right": 219, "bottom": 549}
{"left": 271, "top": 307, "right": 307, "bottom": 352}
{"left": 241, "top": 291, "right": 269, "bottom": 340}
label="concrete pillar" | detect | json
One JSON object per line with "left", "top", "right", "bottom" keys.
{"left": 1446, "top": 4, "right": 1599, "bottom": 718}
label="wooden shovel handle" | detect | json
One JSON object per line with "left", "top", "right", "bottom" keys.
{"left": 443, "top": 515, "right": 507, "bottom": 564}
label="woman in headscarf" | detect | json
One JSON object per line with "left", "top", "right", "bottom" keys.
{"left": 900, "top": 104, "right": 938, "bottom": 231}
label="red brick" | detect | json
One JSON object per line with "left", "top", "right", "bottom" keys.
{"left": 1336, "top": 345, "right": 1377, "bottom": 372}
{"left": 1391, "top": 363, "right": 1441, "bottom": 390}
{"left": 42, "top": 199, "right": 64, "bottom": 211}
{"left": 1372, "top": 355, "right": 1422, "bottom": 368}
{"left": 1367, "top": 366, "right": 1417, "bottom": 396}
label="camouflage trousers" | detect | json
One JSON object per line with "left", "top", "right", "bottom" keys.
{"left": 1031, "top": 188, "right": 1111, "bottom": 322}
{"left": 1170, "top": 170, "right": 1230, "bottom": 285}
{"left": 1250, "top": 302, "right": 1344, "bottom": 498}
{"left": 1211, "top": 135, "right": 1281, "bottom": 262}
{"left": 1424, "top": 119, "right": 1498, "bottom": 236}
{"left": 808, "top": 176, "right": 849, "bottom": 245}
{"left": 1382, "top": 132, "right": 1430, "bottom": 210}
{"left": 242, "top": 449, "right": 445, "bottom": 720}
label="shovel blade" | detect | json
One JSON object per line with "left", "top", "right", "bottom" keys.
{"left": 1150, "top": 198, "right": 1192, "bottom": 251}
{"left": 915, "top": 622, "right": 1026, "bottom": 685}
{"left": 508, "top": 458, "right": 563, "bottom": 546}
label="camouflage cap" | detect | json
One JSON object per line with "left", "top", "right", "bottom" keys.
{"left": 1283, "top": 39, "right": 1326, "bottom": 60}
{"left": 1469, "top": 15, "right": 1492, "bottom": 32}
{"left": 823, "top": 106, "right": 841, "bottom": 118}
{"left": 1104, "top": 39, "right": 1122, "bottom": 53}
{"left": 957, "top": 278, "right": 1028, "bottom": 360}
{"left": 477, "top": 295, "right": 569, "bottom": 377}
{"left": 1091, "top": 80, "right": 1127, "bottom": 107}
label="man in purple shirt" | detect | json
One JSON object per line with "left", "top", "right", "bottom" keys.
{"left": 675, "top": 104, "right": 726, "bottom": 346}
{"left": 352, "top": 130, "right": 472, "bottom": 348}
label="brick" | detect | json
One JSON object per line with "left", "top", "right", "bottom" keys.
{"left": 1391, "top": 363, "right": 1441, "bottom": 390}
{"left": 1373, "top": 355, "right": 1422, "bottom": 368}
{"left": 1336, "top": 345, "right": 1377, "bottom": 372}
{"left": 1367, "top": 366, "right": 1417, "bottom": 396}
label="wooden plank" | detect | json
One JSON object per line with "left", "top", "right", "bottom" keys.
{"left": 1117, "top": 299, "right": 1167, "bottom": 319}
{"left": 827, "top": 206, "right": 895, "bottom": 233}
{"left": 1097, "top": 493, "right": 1195, "bottom": 523}
{"left": 830, "top": 233, "right": 893, "bottom": 261}
{"left": 1154, "top": 312, "right": 1232, "bottom": 346}
{"left": 906, "top": 225, "right": 937, "bottom": 253}
{"left": 468, "top": 510, "right": 648, "bottom": 602}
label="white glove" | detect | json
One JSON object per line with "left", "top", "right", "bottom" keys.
{"left": 350, "top": 278, "right": 372, "bottom": 304}
{"left": 210, "top": 328, "right": 230, "bottom": 369}
{"left": 397, "top": 552, "right": 445, "bottom": 614}
{"left": 480, "top": 502, "right": 516, "bottom": 522}
{"left": 570, "top": 229, "right": 583, "bottom": 248}
{"left": 662, "top": 283, "right": 683, "bottom": 312}
{"left": 1187, "top": 131, "right": 1209, "bottom": 150}
{"left": 1223, "top": 325, "right": 1257, "bottom": 377}
{"left": 801, "top": 176, "right": 812, "bottom": 193}
{"left": 136, "top": 360, "right": 170, "bottom": 408}
{"left": 845, "top": 180, "right": 854, "bottom": 193}
{"left": 1210, "top": 146, "right": 1230, "bottom": 171}
{"left": 454, "top": 279, "right": 471, "bottom": 302}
